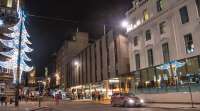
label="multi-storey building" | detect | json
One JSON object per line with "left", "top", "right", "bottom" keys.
{"left": 56, "top": 32, "right": 90, "bottom": 88}
{"left": 0, "top": 0, "right": 18, "bottom": 96}
{"left": 63, "top": 30, "right": 130, "bottom": 100}
{"left": 126, "top": 0, "right": 200, "bottom": 103}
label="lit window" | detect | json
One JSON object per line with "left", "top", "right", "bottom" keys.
{"left": 157, "top": 0, "right": 165, "bottom": 12}
{"left": 159, "top": 21, "right": 166, "bottom": 34}
{"left": 7, "top": 0, "right": 13, "bottom": 8}
{"left": 133, "top": 36, "right": 138, "bottom": 46}
{"left": 145, "top": 30, "right": 151, "bottom": 41}
{"left": 179, "top": 6, "right": 189, "bottom": 24}
{"left": 162, "top": 43, "right": 170, "bottom": 63}
{"left": 196, "top": 0, "right": 200, "bottom": 17}
{"left": 147, "top": 49, "right": 154, "bottom": 66}
{"left": 184, "top": 33, "right": 194, "bottom": 54}
{"left": 143, "top": 9, "right": 149, "bottom": 21}
{"left": 135, "top": 53, "right": 140, "bottom": 70}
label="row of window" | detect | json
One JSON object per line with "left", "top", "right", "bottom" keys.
{"left": 0, "top": 66, "right": 12, "bottom": 73}
{"left": 66, "top": 34, "right": 120, "bottom": 87}
{"left": 134, "top": 3, "right": 196, "bottom": 47}
{"left": 143, "top": 0, "right": 165, "bottom": 22}
{"left": 135, "top": 33, "right": 194, "bottom": 69}
{"left": 144, "top": 0, "right": 200, "bottom": 23}
{"left": 133, "top": 21, "right": 167, "bottom": 47}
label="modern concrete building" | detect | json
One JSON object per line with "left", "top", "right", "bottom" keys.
{"left": 0, "top": 0, "right": 18, "bottom": 96}
{"left": 63, "top": 30, "right": 130, "bottom": 100}
{"left": 126, "top": 0, "right": 200, "bottom": 103}
{"left": 56, "top": 32, "right": 90, "bottom": 88}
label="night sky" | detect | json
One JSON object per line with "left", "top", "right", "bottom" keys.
{"left": 24, "top": 0, "right": 132, "bottom": 76}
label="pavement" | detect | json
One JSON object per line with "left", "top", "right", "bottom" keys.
{"left": 49, "top": 101, "right": 200, "bottom": 111}
{"left": 0, "top": 100, "right": 199, "bottom": 111}
{"left": 0, "top": 101, "right": 53, "bottom": 111}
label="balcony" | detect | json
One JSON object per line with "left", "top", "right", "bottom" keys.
{"left": 0, "top": 73, "right": 13, "bottom": 80}
{"left": 133, "top": 44, "right": 141, "bottom": 52}
{"left": 145, "top": 39, "right": 154, "bottom": 47}
{"left": 160, "top": 33, "right": 168, "bottom": 41}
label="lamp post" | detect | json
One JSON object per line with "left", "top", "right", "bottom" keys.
{"left": 15, "top": 8, "right": 23, "bottom": 107}
{"left": 185, "top": 59, "right": 195, "bottom": 108}
{"left": 15, "top": 0, "right": 24, "bottom": 107}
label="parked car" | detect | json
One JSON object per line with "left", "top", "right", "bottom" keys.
{"left": 111, "top": 93, "right": 144, "bottom": 107}
{"left": 63, "top": 93, "right": 73, "bottom": 100}
{"left": 52, "top": 90, "right": 67, "bottom": 100}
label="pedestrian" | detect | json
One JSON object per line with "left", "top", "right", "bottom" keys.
{"left": 10, "top": 97, "right": 13, "bottom": 104}
{"left": 1, "top": 96, "right": 5, "bottom": 106}
{"left": 55, "top": 94, "right": 59, "bottom": 105}
{"left": 98, "top": 94, "right": 100, "bottom": 101}
{"left": 92, "top": 92, "right": 95, "bottom": 100}
{"left": 5, "top": 96, "right": 9, "bottom": 106}
{"left": 0, "top": 95, "right": 2, "bottom": 106}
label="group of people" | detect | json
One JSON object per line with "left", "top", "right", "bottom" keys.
{"left": 54, "top": 92, "right": 62, "bottom": 105}
{"left": 91, "top": 91, "right": 104, "bottom": 101}
{"left": 0, "top": 95, "right": 12, "bottom": 106}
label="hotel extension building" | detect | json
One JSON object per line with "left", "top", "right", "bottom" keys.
{"left": 57, "top": 30, "right": 130, "bottom": 100}
{"left": 56, "top": 32, "right": 90, "bottom": 88}
{"left": 126, "top": 0, "right": 200, "bottom": 103}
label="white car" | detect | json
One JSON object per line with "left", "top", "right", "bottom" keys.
{"left": 52, "top": 90, "right": 66, "bottom": 99}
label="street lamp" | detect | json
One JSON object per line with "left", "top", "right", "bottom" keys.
{"left": 0, "top": 19, "right": 3, "bottom": 26}
{"left": 55, "top": 73, "right": 60, "bottom": 85}
{"left": 74, "top": 61, "right": 79, "bottom": 67}
{"left": 121, "top": 20, "right": 129, "bottom": 28}
{"left": 48, "top": 77, "right": 51, "bottom": 82}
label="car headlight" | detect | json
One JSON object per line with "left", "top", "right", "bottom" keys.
{"left": 140, "top": 99, "right": 144, "bottom": 103}
{"left": 128, "top": 99, "right": 135, "bottom": 104}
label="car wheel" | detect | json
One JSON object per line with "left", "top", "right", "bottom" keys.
{"left": 111, "top": 101, "right": 116, "bottom": 107}
{"left": 124, "top": 101, "right": 129, "bottom": 108}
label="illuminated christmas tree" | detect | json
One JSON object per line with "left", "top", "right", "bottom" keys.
{"left": 0, "top": 8, "right": 33, "bottom": 83}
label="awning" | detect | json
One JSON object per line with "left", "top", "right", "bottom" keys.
{"left": 157, "top": 60, "right": 185, "bottom": 70}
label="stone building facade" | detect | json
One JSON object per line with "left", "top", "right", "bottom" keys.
{"left": 126, "top": 0, "right": 200, "bottom": 103}
{"left": 56, "top": 32, "right": 90, "bottom": 88}
{"left": 63, "top": 30, "right": 130, "bottom": 99}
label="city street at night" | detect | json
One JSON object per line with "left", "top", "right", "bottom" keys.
{"left": 1, "top": 0, "right": 200, "bottom": 110}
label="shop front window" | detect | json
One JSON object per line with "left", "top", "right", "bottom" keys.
{"left": 147, "top": 67, "right": 157, "bottom": 90}
{"left": 186, "top": 57, "right": 200, "bottom": 91}
{"left": 134, "top": 71, "right": 141, "bottom": 94}
{"left": 135, "top": 56, "right": 200, "bottom": 94}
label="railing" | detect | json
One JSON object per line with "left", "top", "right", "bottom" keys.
{"left": 135, "top": 83, "right": 200, "bottom": 94}
{"left": 0, "top": 66, "right": 12, "bottom": 74}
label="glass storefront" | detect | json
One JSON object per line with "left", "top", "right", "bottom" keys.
{"left": 134, "top": 56, "right": 200, "bottom": 94}
{"left": 69, "top": 77, "right": 135, "bottom": 100}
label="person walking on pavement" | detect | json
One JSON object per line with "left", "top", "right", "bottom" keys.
{"left": 55, "top": 93, "right": 60, "bottom": 105}
{"left": 1, "top": 96, "right": 5, "bottom": 106}
{"left": 0, "top": 95, "right": 2, "bottom": 106}
{"left": 5, "top": 96, "right": 9, "bottom": 106}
